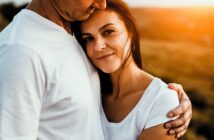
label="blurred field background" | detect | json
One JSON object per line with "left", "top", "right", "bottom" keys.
{"left": 131, "top": 7, "right": 214, "bottom": 140}
{"left": 0, "top": 2, "right": 214, "bottom": 140}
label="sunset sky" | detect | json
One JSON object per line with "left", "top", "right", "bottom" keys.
{"left": 1, "top": 0, "right": 214, "bottom": 7}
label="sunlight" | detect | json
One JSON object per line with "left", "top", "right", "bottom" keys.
{"left": 178, "top": 0, "right": 214, "bottom": 6}
{"left": 124, "top": 0, "right": 214, "bottom": 7}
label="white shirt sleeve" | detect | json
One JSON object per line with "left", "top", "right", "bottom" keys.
{"left": 144, "top": 88, "right": 179, "bottom": 129}
{"left": 0, "top": 45, "right": 45, "bottom": 139}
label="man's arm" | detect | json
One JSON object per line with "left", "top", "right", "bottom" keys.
{"left": 165, "top": 83, "right": 192, "bottom": 138}
{"left": 0, "top": 45, "right": 44, "bottom": 139}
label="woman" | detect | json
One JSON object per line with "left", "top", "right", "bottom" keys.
{"left": 73, "top": 0, "right": 186, "bottom": 139}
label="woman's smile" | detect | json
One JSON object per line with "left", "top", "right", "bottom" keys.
{"left": 96, "top": 52, "right": 115, "bottom": 61}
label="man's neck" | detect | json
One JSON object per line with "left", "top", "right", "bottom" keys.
{"left": 27, "top": 0, "right": 72, "bottom": 33}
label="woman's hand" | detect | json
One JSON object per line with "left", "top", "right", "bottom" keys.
{"left": 164, "top": 83, "right": 192, "bottom": 138}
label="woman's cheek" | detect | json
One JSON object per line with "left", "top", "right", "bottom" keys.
{"left": 86, "top": 46, "right": 94, "bottom": 60}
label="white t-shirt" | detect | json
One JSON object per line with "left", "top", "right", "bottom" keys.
{"left": 0, "top": 9, "right": 105, "bottom": 140}
{"left": 101, "top": 78, "right": 179, "bottom": 140}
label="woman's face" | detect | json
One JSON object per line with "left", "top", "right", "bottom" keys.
{"left": 81, "top": 10, "right": 131, "bottom": 73}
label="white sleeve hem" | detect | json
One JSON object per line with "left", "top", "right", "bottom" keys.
{"left": 145, "top": 117, "right": 177, "bottom": 129}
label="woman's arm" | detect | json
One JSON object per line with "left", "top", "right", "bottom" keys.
{"left": 138, "top": 124, "right": 176, "bottom": 140}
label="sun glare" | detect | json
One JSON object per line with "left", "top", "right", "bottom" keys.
{"left": 125, "top": 0, "right": 214, "bottom": 7}
{"left": 180, "top": 0, "right": 214, "bottom": 6}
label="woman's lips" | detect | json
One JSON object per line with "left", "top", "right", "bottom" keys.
{"left": 96, "top": 53, "right": 114, "bottom": 61}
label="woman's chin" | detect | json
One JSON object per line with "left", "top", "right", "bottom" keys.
{"left": 99, "top": 67, "right": 118, "bottom": 74}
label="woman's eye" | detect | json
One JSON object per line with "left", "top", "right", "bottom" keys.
{"left": 103, "top": 30, "right": 114, "bottom": 36}
{"left": 83, "top": 36, "right": 93, "bottom": 44}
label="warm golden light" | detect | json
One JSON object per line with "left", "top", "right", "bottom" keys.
{"left": 125, "top": 0, "right": 214, "bottom": 7}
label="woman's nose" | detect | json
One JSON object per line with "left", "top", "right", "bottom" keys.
{"left": 94, "top": 38, "right": 106, "bottom": 51}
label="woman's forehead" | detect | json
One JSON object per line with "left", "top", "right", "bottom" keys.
{"left": 81, "top": 10, "right": 125, "bottom": 31}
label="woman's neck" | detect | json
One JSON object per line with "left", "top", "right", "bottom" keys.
{"left": 27, "top": 0, "right": 72, "bottom": 33}
{"left": 110, "top": 58, "right": 153, "bottom": 99}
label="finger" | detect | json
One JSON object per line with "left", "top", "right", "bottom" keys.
{"left": 176, "top": 129, "right": 187, "bottom": 138}
{"left": 174, "top": 122, "right": 188, "bottom": 135}
{"left": 167, "top": 119, "right": 188, "bottom": 136}
{"left": 170, "top": 114, "right": 186, "bottom": 128}
{"left": 168, "top": 83, "right": 189, "bottom": 100}
{"left": 167, "top": 98, "right": 190, "bottom": 117}
{"left": 167, "top": 110, "right": 192, "bottom": 129}
{"left": 168, "top": 83, "right": 183, "bottom": 95}
{"left": 164, "top": 120, "right": 173, "bottom": 129}
{"left": 179, "top": 89, "right": 189, "bottom": 101}
{"left": 168, "top": 83, "right": 182, "bottom": 89}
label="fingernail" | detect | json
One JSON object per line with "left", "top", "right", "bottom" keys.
{"left": 169, "top": 130, "right": 175, "bottom": 135}
{"left": 165, "top": 123, "right": 171, "bottom": 128}
{"left": 168, "top": 113, "right": 174, "bottom": 117}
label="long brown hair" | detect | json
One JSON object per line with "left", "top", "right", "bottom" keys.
{"left": 72, "top": 0, "right": 142, "bottom": 94}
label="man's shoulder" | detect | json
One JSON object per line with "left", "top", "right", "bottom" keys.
{"left": 0, "top": 43, "right": 43, "bottom": 64}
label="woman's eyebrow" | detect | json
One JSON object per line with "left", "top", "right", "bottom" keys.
{"left": 81, "top": 33, "right": 91, "bottom": 36}
{"left": 99, "top": 23, "right": 114, "bottom": 31}
{"left": 81, "top": 23, "right": 115, "bottom": 36}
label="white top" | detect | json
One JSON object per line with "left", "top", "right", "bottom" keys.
{"left": 101, "top": 78, "right": 179, "bottom": 140}
{"left": 0, "top": 9, "right": 105, "bottom": 140}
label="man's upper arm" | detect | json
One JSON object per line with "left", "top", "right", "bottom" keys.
{"left": 0, "top": 45, "right": 45, "bottom": 139}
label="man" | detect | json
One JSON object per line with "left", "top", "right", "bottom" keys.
{"left": 0, "top": 0, "right": 191, "bottom": 139}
